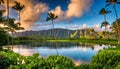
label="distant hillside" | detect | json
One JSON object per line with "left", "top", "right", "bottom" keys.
{"left": 14, "top": 28, "right": 96, "bottom": 39}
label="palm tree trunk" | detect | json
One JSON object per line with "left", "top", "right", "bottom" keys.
{"left": 12, "top": 32, "right": 13, "bottom": 51}
{"left": 104, "top": 14, "right": 106, "bottom": 22}
{"left": 0, "top": 3, "right": 1, "bottom": 10}
{"left": 7, "top": 0, "right": 9, "bottom": 47}
{"left": 52, "top": 20, "right": 58, "bottom": 55}
{"left": 113, "top": 4, "right": 120, "bottom": 44}
{"left": 18, "top": 11, "right": 20, "bottom": 44}
{"left": 52, "top": 20, "right": 54, "bottom": 28}
{"left": 105, "top": 26, "right": 107, "bottom": 39}
{"left": 117, "top": 21, "right": 120, "bottom": 45}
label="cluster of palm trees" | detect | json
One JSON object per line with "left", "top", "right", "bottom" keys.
{"left": 0, "top": 0, "right": 25, "bottom": 47}
{"left": 99, "top": 0, "right": 120, "bottom": 44}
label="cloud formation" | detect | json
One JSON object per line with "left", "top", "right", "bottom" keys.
{"left": 66, "top": 0, "right": 91, "bottom": 18}
{"left": 50, "top": 0, "right": 92, "bottom": 21}
{"left": 3, "top": 0, "right": 48, "bottom": 30}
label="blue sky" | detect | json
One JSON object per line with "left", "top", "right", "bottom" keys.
{"left": 2, "top": 0, "right": 120, "bottom": 31}
{"left": 35, "top": 0, "right": 120, "bottom": 31}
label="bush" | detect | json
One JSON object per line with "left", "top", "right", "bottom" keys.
{"left": 1, "top": 49, "right": 120, "bottom": 69}
{"left": 45, "top": 55, "right": 75, "bottom": 69}
{"left": 77, "top": 64, "right": 102, "bottom": 69}
{"left": 0, "top": 54, "right": 11, "bottom": 69}
{"left": 91, "top": 50, "right": 120, "bottom": 69}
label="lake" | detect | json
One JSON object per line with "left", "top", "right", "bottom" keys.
{"left": 3, "top": 42, "right": 109, "bottom": 65}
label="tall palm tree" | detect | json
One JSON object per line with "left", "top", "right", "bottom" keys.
{"left": 101, "top": 21, "right": 109, "bottom": 39}
{"left": 12, "top": 1, "right": 25, "bottom": 44}
{"left": 5, "top": 0, "right": 10, "bottom": 46}
{"left": 99, "top": 8, "right": 110, "bottom": 39}
{"left": 46, "top": 12, "right": 58, "bottom": 55}
{"left": 106, "top": 0, "right": 120, "bottom": 44}
{"left": 12, "top": 1, "right": 25, "bottom": 30}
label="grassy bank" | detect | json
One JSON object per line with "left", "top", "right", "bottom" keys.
{"left": 47, "top": 39, "right": 118, "bottom": 45}
{"left": 12, "top": 38, "right": 118, "bottom": 46}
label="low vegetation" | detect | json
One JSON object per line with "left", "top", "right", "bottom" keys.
{"left": 0, "top": 46, "right": 120, "bottom": 69}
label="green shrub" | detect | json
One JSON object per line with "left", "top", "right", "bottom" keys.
{"left": 77, "top": 64, "right": 102, "bottom": 69}
{"left": 0, "top": 54, "right": 11, "bottom": 69}
{"left": 1, "top": 49, "right": 120, "bottom": 69}
{"left": 45, "top": 55, "right": 75, "bottom": 69}
{"left": 91, "top": 50, "right": 120, "bottom": 69}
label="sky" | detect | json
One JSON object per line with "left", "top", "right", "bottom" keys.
{"left": 1, "top": 0, "right": 120, "bottom": 31}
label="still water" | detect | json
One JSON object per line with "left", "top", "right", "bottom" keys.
{"left": 3, "top": 42, "right": 109, "bottom": 65}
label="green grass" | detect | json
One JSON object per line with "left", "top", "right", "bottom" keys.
{"left": 47, "top": 39, "right": 118, "bottom": 45}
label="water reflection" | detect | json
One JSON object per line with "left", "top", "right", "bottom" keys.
{"left": 3, "top": 42, "right": 108, "bottom": 64}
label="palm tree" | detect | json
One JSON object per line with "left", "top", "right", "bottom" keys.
{"left": 46, "top": 12, "right": 58, "bottom": 55}
{"left": 5, "top": 0, "right": 10, "bottom": 46}
{"left": 106, "top": 0, "right": 120, "bottom": 44}
{"left": 99, "top": 8, "right": 110, "bottom": 39}
{"left": 12, "top": 1, "right": 25, "bottom": 44}
{"left": 111, "top": 19, "right": 120, "bottom": 40}
{"left": 46, "top": 12, "right": 58, "bottom": 28}
{"left": 12, "top": 1, "right": 25, "bottom": 30}
{"left": 4, "top": 18, "right": 16, "bottom": 50}
{"left": 101, "top": 21, "right": 109, "bottom": 39}
{"left": 106, "top": 0, "right": 120, "bottom": 19}
{"left": 4, "top": 18, "right": 24, "bottom": 50}
{"left": 46, "top": 12, "right": 58, "bottom": 39}
{"left": 99, "top": 8, "right": 111, "bottom": 21}
{"left": 0, "top": 10, "right": 5, "bottom": 23}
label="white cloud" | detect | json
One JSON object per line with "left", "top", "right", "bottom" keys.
{"left": 80, "top": 24, "right": 87, "bottom": 29}
{"left": 69, "top": 24, "right": 78, "bottom": 28}
{"left": 50, "top": 0, "right": 92, "bottom": 21}
{"left": 106, "top": 25, "right": 112, "bottom": 32}
{"left": 50, "top": 6, "right": 65, "bottom": 21}
{"left": 92, "top": 24, "right": 103, "bottom": 32}
{"left": 66, "top": 0, "right": 91, "bottom": 18}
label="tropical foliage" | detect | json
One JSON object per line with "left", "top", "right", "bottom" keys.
{"left": 105, "top": 0, "right": 120, "bottom": 44}
{"left": 0, "top": 27, "right": 8, "bottom": 46}
{"left": 0, "top": 47, "right": 120, "bottom": 69}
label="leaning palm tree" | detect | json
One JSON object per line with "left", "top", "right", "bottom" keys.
{"left": 106, "top": 0, "right": 120, "bottom": 44}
